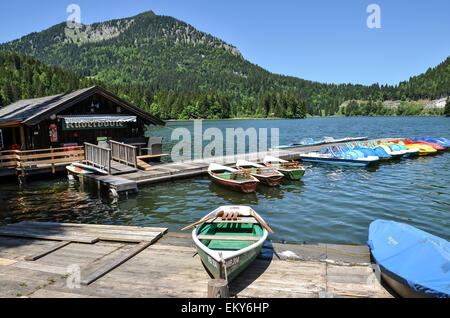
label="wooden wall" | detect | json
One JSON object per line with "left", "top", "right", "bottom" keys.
{"left": 26, "top": 93, "right": 148, "bottom": 150}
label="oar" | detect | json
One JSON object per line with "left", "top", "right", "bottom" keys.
{"left": 181, "top": 211, "right": 224, "bottom": 231}
{"left": 250, "top": 210, "right": 274, "bottom": 234}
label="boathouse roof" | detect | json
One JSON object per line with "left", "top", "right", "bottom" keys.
{"left": 0, "top": 86, "right": 165, "bottom": 127}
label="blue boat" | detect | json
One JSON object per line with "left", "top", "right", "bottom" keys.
{"left": 367, "top": 219, "right": 450, "bottom": 298}
{"left": 387, "top": 141, "right": 419, "bottom": 158}
{"left": 412, "top": 137, "right": 450, "bottom": 148}
{"left": 299, "top": 146, "right": 379, "bottom": 166}
{"left": 274, "top": 136, "right": 368, "bottom": 149}
{"left": 346, "top": 142, "right": 392, "bottom": 160}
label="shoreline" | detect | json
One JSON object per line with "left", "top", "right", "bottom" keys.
{"left": 165, "top": 115, "right": 447, "bottom": 122}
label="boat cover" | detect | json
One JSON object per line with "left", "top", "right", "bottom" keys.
{"left": 389, "top": 143, "right": 404, "bottom": 152}
{"left": 373, "top": 147, "right": 391, "bottom": 158}
{"left": 368, "top": 219, "right": 450, "bottom": 298}
{"left": 353, "top": 146, "right": 377, "bottom": 157}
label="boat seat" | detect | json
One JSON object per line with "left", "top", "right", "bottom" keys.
{"left": 197, "top": 235, "right": 260, "bottom": 241}
{"left": 205, "top": 217, "right": 259, "bottom": 224}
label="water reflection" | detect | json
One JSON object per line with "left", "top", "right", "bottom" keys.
{"left": 208, "top": 183, "right": 259, "bottom": 205}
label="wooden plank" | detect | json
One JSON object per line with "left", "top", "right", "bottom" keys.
{"left": 0, "top": 121, "right": 21, "bottom": 128}
{"left": 24, "top": 241, "right": 71, "bottom": 261}
{"left": 12, "top": 261, "right": 68, "bottom": 275}
{"left": 20, "top": 156, "right": 84, "bottom": 167}
{"left": 19, "top": 146, "right": 83, "bottom": 154}
{"left": 11, "top": 222, "right": 163, "bottom": 236}
{"left": 0, "top": 228, "right": 98, "bottom": 244}
{"left": 207, "top": 217, "right": 259, "bottom": 224}
{"left": 197, "top": 235, "right": 260, "bottom": 241}
{"left": 0, "top": 154, "right": 20, "bottom": 160}
{"left": 30, "top": 289, "right": 98, "bottom": 298}
{"left": 19, "top": 150, "right": 84, "bottom": 160}
{"left": 81, "top": 240, "right": 154, "bottom": 285}
{"left": 7, "top": 223, "right": 165, "bottom": 243}
{"left": 0, "top": 258, "right": 18, "bottom": 266}
{"left": 136, "top": 158, "right": 155, "bottom": 171}
{"left": 137, "top": 154, "right": 168, "bottom": 160}
{"left": 109, "top": 161, "right": 137, "bottom": 175}
{"left": 0, "top": 161, "right": 18, "bottom": 168}
{"left": 18, "top": 222, "right": 168, "bottom": 233}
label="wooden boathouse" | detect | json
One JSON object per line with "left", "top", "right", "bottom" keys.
{"left": 0, "top": 86, "right": 165, "bottom": 177}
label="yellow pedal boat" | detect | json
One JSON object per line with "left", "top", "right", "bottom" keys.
{"left": 404, "top": 143, "right": 437, "bottom": 156}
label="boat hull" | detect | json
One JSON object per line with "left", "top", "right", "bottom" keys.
{"left": 209, "top": 173, "right": 259, "bottom": 193}
{"left": 195, "top": 241, "right": 263, "bottom": 282}
{"left": 402, "top": 150, "right": 419, "bottom": 158}
{"left": 406, "top": 145, "right": 437, "bottom": 156}
{"left": 380, "top": 271, "right": 432, "bottom": 298}
{"left": 278, "top": 168, "right": 305, "bottom": 180}
{"left": 252, "top": 174, "right": 284, "bottom": 186}
{"left": 66, "top": 164, "right": 93, "bottom": 175}
{"left": 410, "top": 141, "right": 444, "bottom": 151}
{"left": 300, "top": 156, "right": 376, "bottom": 166}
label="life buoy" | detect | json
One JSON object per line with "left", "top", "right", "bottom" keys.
{"left": 10, "top": 144, "right": 20, "bottom": 150}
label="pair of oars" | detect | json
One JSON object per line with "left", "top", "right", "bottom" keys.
{"left": 181, "top": 210, "right": 274, "bottom": 234}
{"left": 181, "top": 210, "right": 224, "bottom": 231}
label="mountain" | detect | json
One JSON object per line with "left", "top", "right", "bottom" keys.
{"left": 0, "top": 11, "right": 265, "bottom": 92}
{"left": 0, "top": 10, "right": 449, "bottom": 118}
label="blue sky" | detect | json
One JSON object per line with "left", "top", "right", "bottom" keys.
{"left": 1, "top": 0, "right": 449, "bottom": 85}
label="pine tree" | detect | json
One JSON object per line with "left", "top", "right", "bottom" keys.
{"left": 445, "top": 97, "right": 450, "bottom": 117}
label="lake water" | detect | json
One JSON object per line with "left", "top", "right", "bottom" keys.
{"left": 0, "top": 117, "right": 449, "bottom": 245}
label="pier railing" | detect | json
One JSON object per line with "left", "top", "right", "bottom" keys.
{"left": 0, "top": 150, "right": 20, "bottom": 168}
{"left": 13, "top": 146, "right": 85, "bottom": 176}
{"left": 110, "top": 140, "right": 137, "bottom": 169}
{"left": 84, "top": 143, "right": 111, "bottom": 174}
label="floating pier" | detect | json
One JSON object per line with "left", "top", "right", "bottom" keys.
{"left": 77, "top": 137, "right": 399, "bottom": 196}
{"left": 0, "top": 222, "right": 392, "bottom": 298}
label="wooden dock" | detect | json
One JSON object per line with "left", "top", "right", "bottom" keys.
{"left": 79, "top": 137, "right": 398, "bottom": 194}
{"left": 0, "top": 223, "right": 392, "bottom": 298}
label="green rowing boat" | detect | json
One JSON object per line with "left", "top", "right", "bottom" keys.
{"left": 188, "top": 206, "right": 271, "bottom": 283}
{"left": 263, "top": 156, "right": 305, "bottom": 180}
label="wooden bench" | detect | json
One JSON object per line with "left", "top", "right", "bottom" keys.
{"left": 197, "top": 235, "right": 260, "bottom": 241}
{"left": 206, "top": 217, "right": 259, "bottom": 224}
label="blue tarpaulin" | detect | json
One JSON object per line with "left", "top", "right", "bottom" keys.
{"left": 368, "top": 219, "right": 450, "bottom": 298}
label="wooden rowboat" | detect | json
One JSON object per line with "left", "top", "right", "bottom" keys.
{"left": 188, "top": 206, "right": 270, "bottom": 283}
{"left": 263, "top": 156, "right": 305, "bottom": 180}
{"left": 207, "top": 163, "right": 259, "bottom": 193}
{"left": 236, "top": 160, "right": 284, "bottom": 186}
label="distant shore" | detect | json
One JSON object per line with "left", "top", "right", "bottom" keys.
{"left": 164, "top": 114, "right": 446, "bottom": 122}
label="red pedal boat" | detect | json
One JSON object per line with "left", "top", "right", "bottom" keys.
{"left": 404, "top": 138, "right": 444, "bottom": 151}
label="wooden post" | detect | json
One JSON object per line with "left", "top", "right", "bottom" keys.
{"left": 19, "top": 126, "right": 26, "bottom": 150}
{"left": 207, "top": 279, "right": 229, "bottom": 298}
{"left": 51, "top": 148, "right": 55, "bottom": 174}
